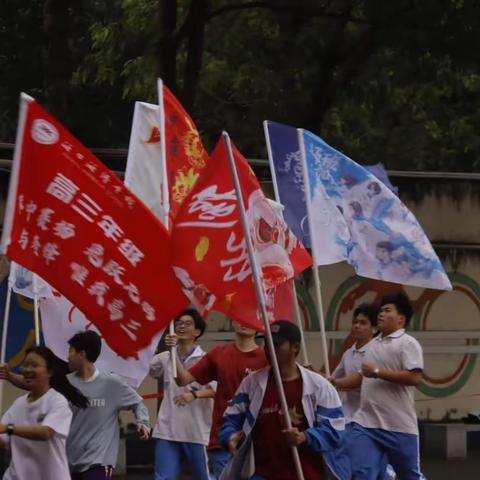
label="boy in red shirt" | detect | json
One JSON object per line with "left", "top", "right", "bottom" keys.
{"left": 167, "top": 321, "right": 267, "bottom": 479}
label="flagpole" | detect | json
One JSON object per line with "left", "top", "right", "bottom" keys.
{"left": 297, "top": 129, "right": 331, "bottom": 376}
{"left": 32, "top": 274, "right": 43, "bottom": 346}
{"left": 223, "top": 131, "right": 305, "bottom": 480}
{"left": 0, "top": 93, "right": 33, "bottom": 254}
{"left": 157, "top": 78, "right": 177, "bottom": 377}
{"left": 33, "top": 295, "right": 41, "bottom": 346}
{"left": 263, "top": 121, "right": 310, "bottom": 367}
{"left": 0, "top": 286, "right": 13, "bottom": 413}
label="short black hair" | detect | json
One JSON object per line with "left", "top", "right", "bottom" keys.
{"left": 353, "top": 303, "right": 379, "bottom": 327}
{"left": 68, "top": 330, "right": 102, "bottom": 362}
{"left": 380, "top": 293, "right": 414, "bottom": 326}
{"left": 174, "top": 308, "right": 206, "bottom": 338}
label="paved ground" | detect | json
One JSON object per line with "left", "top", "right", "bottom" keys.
{"left": 117, "top": 453, "right": 480, "bottom": 479}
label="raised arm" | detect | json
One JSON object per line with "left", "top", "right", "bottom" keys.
{"left": 0, "top": 364, "right": 28, "bottom": 390}
{"left": 164, "top": 334, "right": 197, "bottom": 386}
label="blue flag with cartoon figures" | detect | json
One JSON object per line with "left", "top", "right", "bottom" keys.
{"left": 299, "top": 129, "right": 452, "bottom": 291}
{"left": 0, "top": 278, "right": 37, "bottom": 371}
{"left": 264, "top": 120, "right": 311, "bottom": 248}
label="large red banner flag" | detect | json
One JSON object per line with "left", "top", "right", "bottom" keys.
{"left": 1, "top": 94, "right": 187, "bottom": 358}
{"left": 171, "top": 137, "right": 312, "bottom": 331}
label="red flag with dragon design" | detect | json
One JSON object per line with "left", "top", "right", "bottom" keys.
{"left": 171, "top": 137, "right": 312, "bottom": 331}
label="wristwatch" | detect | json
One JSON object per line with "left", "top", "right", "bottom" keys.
{"left": 373, "top": 368, "right": 380, "bottom": 378}
{"left": 190, "top": 389, "right": 198, "bottom": 399}
{"left": 6, "top": 424, "right": 15, "bottom": 436}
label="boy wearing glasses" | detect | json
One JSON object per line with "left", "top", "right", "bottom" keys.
{"left": 149, "top": 308, "right": 216, "bottom": 480}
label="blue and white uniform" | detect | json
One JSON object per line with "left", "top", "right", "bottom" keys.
{"left": 219, "top": 365, "right": 351, "bottom": 480}
{"left": 351, "top": 329, "right": 425, "bottom": 479}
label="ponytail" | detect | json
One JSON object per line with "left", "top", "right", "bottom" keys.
{"left": 26, "top": 346, "right": 89, "bottom": 409}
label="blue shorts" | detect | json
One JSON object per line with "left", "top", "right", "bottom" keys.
{"left": 154, "top": 438, "right": 211, "bottom": 480}
{"left": 348, "top": 423, "right": 425, "bottom": 480}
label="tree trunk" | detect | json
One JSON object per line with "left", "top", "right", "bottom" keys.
{"left": 156, "top": 0, "right": 178, "bottom": 93}
{"left": 182, "top": 0, "right": 210, "bottom": 111}
{"left": 43, "top": 0, "right": 72, "bottom": 122}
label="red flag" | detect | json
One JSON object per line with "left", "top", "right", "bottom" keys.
{"left": 171, "top": 137, "right": 312, "bottom": 330}
{"left": 1, "top": 96, "right": 187, "bottom": 358}
{"left": 164, "top": 86, "right": 209, "bottom": 219}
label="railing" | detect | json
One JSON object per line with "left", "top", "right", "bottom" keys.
{"left": 202, "top": 330, "right": 480, "bottom": 354}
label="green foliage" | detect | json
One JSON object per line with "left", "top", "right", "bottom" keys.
{"left": 0, "top": 0, "right": 479, "bottom": 170}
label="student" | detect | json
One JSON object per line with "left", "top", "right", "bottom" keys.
{"left": 347, "top": 293, "right": 425, "bottom": 479}
{"left": 0, "top": 346, "right": 88, "bottom": 480}
{"left": 219, "top": 320, "right": 350, "bottom": 480}
{"left": 66, "top": 330, "right": 150, "bottom": 479}
{"left": 167, "top": 321, "right": 267, "bottom": 479}
{"left": 0, "top": 332, "right": 150, "bottom": 479}
{"left": 149, "top": 308, "right": 216, "bottom": 480}
{"left": 330, "top": 303, "right": 378, "bottom": 423}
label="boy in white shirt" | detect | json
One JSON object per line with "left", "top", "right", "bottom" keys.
{"left": 345, "top": 293, "right": 425, "bottom": 479}
{"left": 330, "top": 303, "right": 378, "bottom": 423}
{"left": 149, "top": 308, "right": 216, "bottom": 480}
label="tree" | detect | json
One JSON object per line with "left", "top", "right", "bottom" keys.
{"left": 1, "top": 1, "right": 479, "bottom": 171}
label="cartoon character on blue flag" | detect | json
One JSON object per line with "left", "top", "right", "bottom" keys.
{"left": 297, "top": 129, "right": 452, "bottom": 291}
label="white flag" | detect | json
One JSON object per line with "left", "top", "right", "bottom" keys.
{"left": 125, "top": 101, "right": 166, "bottom": 219}
{"left": 8, "top": 261, "right": 54, "bottom": 299}
{"left": 40, "top": 294, "right": 161, "bottom": 387}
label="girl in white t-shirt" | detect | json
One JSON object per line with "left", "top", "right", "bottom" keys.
{"left": 0, "top": 346, "right": 88, "bottom": 480}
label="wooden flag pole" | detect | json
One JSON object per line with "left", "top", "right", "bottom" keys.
{"left": 223, "top": 131, "right": 305, "bottom": 480}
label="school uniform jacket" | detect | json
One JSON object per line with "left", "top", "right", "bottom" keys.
{"left": 218, "top": 365, "right": 351, "bottom": 480}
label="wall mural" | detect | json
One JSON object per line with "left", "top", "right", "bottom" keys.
{"left": 325, "top": 272, "right": 479, "bottom": 398}
{"left": 0, "top": 280, "right": 37, "bottom": 371}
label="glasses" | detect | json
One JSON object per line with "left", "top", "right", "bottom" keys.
{"left": 174, "top": 320, "right": 195, "bottom": 328}
{"left": 22, "top": 362, "right": 48, "bottom": 371}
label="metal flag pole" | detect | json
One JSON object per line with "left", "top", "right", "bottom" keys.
{"left": 297, "top": 129, "right": 331, "bottom": 376}
{"left": 157, "top": 78, "right": 177, "bottom": 377}
{"left": 223, "top": 131, "right": 305, "bottom": 480}
{"left": 263, "top": 120, "right": 310, "bottom": 367}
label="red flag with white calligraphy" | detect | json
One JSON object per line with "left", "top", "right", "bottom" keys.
{"left": 1, "top": 95, "right": 188, "bottom": 358}
{"left": 171, "top": 137, "right": 312, "bottom": 330}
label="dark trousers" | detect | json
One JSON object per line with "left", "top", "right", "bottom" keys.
{"left": 71, "top": 466, "right": 114, "bottom": 480}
